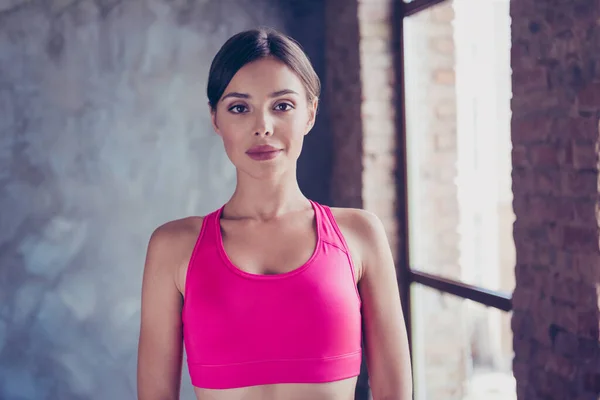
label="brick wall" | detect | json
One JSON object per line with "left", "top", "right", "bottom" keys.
{"left": 325, "top": 0, "right": 399, "bottom": 256}
{"left": 510, "top": 0, "right": 600, "bottom": 399}
{"left": 328, "top": 0, "right": 600, "bottom": 398}
{"left": 357, "top": 0, "right": 399, "bottom": 259}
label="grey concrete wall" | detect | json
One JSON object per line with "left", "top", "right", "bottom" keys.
{"left": 0, "top": 1, "right": 330, "bottom": 399}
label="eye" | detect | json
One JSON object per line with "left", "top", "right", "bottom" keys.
{"left": 274, "top": 103, "right": 294, "bottom": 112}
{"left": 228, "top": 104, "right": 248, "bottom": 114}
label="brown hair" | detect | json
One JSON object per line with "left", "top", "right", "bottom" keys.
{"left": 206, "top": 27, "right": 320, "bottom": 110}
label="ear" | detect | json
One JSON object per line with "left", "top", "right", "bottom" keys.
{"left": 305, "top": 97, "right": 319, "bottom": 135}
{"left": 209, "top": 102, "right": 221, "bottom": 136}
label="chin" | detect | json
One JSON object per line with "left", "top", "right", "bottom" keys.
{"left": 241, "top": 162, "right": 294, "bottom": 181}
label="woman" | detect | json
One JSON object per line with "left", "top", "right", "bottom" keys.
{"left": 137, "top": 28, "right": 412, "bottom": 400}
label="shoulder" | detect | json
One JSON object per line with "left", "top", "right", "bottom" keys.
{"left": 148, "top": 216, "right": 204, "bottom": 252}
{"left": 145, "top": 216, "right": 205, "bottom": 292}
{"left": 329, "top": 207, "right": 387, "bottom": 245}
{"left": 329, "top": 207, "right": 391, "bottom": 279}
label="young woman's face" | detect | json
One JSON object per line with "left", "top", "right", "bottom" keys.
{"left": 211, "top": 57, "right": 317, "bottom": 179}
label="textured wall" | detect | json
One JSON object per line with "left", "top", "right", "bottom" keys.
{"left": 0, "top": 0, "right": 330, "bottom": 399}
{"left": 358, "top": 0, "right": 399, "bottom": 259}
{"left": 325, "top": 0, "right": 400, "bottom": 261}
{"left": 510, "top": 0, "right": 600, "bottom": 399}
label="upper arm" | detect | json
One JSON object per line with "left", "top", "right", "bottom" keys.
{"left": 354, "top": 211, "right": 413, "bottom": 400}
{"left": 137, "top": 225, "right": 186, "bottom": 400}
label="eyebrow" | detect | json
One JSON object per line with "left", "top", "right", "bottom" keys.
{"left": 220, "top": 89, "right": 299, "bottom": 102}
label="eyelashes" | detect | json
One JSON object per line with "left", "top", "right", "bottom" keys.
{"left": 274, "top": 103, "right": 293, "bottom": 112}
{"left": 227, "top": 102, "right": 295, "bottom": 114}
{"left": 228, "top": 105, "right": 248, "bottom": 114}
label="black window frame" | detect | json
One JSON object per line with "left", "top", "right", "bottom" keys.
{"left": 392, "top": 0, "right": 513, "bottom": 351}
{"left": 355, "top": 2, "right": 513, "bottom": 398}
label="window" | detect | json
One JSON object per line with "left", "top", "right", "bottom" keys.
{"left": 398, "top": 0, "right": 515, "bottom": 399}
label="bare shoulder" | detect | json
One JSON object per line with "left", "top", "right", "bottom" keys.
{"left": 329, "top": 207, "right": 384, "bottom": 239}
{"left": 145, "top": 216, "right": 204, "bottom": 294}
{"left": 150, "top": 216, "right": 203, "bottom": 245}
{"left": 331, "top": 209, "right": 411, "bottom": 398}
{"left": 329, "top": 207, "right": 390, "bottom": 281}
{"left": 331, "top": 207, "right": 387, "bottom": 247}
{"left": 138, "top": 216, "right": 204, "bottom": 398}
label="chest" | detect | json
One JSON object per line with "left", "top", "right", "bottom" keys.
{"left": 183, "top": 242, "right": 362, "bottom": 363}
{"left": 220, "top": 215, "right": 317, "bottom": 275}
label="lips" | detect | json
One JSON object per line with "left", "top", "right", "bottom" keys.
{"left": 246, "top": 144, "right": 281, "bottom": 154}
{"left": 246, "top": 144, "right": 283, "bottom": 161}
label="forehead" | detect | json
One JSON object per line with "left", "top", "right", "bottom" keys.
{"left": 224, "top": 57, "right": 306, "bottom": 97}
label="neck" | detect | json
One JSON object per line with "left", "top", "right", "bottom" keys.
{"left": 225, "top": 167, "right": 309, "bottom": 220}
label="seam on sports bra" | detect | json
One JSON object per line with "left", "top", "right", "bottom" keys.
{"left": 188, "top": 350, "right": 362, "bottom": 367}
{"left": 321, "top": 238, "right": 348, "bottom": 254}
{"left": 182, "top": 214, "right": 209, "bottom": 321}
{"left": 321, "top": 206, "right": 362, "bottom": 306}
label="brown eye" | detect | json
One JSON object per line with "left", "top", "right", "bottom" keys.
{"left": 275, "top": 103, "right": 294, "bottom": 112}
{"left": 229, "top": 105, "right": 248, "bottom": 114}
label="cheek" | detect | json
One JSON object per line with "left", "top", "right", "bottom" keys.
{"left": 218, "top": 119, "right": 247, "bottom": 146}
{"left": 285, "top": 119, "right": 309, "bottom": 154}
{"left": 281, "top": 112, "right": 310, "bottom": 137}
{"left": 273, "top": 122, "right": 303, "bottom": 151}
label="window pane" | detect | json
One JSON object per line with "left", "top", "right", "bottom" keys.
{"left": 403, "top": 0, "right": 515, "bottom": 293}
{"left": 411, "top": 283, "right": 516, "bottom": 400}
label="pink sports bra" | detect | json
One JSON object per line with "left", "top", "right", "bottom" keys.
{"left": 181, "top": 200, "right": 362, "bottom": 389}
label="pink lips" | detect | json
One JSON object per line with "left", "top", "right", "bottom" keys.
{"left": 246, "top": 144, "right": 283, "bottom": 161}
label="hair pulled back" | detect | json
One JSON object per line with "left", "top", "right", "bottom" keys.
{"left": 207, "top": 28, "right": 320, "bottom": 111}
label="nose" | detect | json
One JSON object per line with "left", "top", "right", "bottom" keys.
{"left": 253, "top": 112, "right": 273, "bottom": 137}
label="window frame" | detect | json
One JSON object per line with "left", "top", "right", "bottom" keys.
{"left": 392, "top": 0, "right": 514, "bottom": 345}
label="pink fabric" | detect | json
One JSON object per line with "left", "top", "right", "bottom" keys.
{"left": 182, "top": 200, "right": 362, "bottom": 389}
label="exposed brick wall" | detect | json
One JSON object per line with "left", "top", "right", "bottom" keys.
{"left": 325, "top": 0, "right": 399, "bottom": 257}
{"left": 328, "top": 0, "right": 600, "bottom": 398}
{"left": 358, "top": 0, "right": 399, "bottom": 260}
{"left": 510, "top": 0, "right": 600, "bottom": 399}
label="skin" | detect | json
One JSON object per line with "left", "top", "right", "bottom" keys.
{"left": 137, "top": 56, "right": 413, "bottom": 400}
